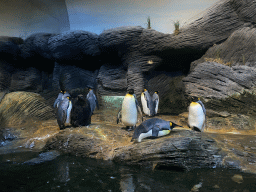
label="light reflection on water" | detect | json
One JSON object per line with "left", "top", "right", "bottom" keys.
{"left": 0, "top": 152, "right": 256, "bottom": 192}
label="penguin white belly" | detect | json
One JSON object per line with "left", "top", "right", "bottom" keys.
{"left": 188, "top": 103, "right": 205, "bottom": 130}
{"left": 141, "top": 94, "right": 150, "bottom": 115}
{"left": 155, "top": 100, "right": 159, "bottom": 114}
{"left": 138, "top": 130, "right": 152, "bottom": 142}
{"left": 158, "top": 130, "right": 171, "bottom": 137}
{"left": 66, "top": 101, "right": 72, "bottom": 124}
{"left": 122, "top": 97, "right": 137, "bottom": 126}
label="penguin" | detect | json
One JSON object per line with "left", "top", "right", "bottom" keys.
{"left": 188, "top": 96, "right": 206, "bottom": 132}
{"left": 71, "top": 94, "right": 91, "bottom": 127}
{"left": 117, "top": 89, "right": 143, "bottom": 131}
{"left": 141, "top": 89, "right": 155, "bottom": 116}
{"left": 57, "top": 94, "right": 72, "bottom": 129}
{"left": 152, "top": 91, "right": 159, "bottom": 115}
{"left": 53, "top": 90, "right": 64, "bottom": 108}
{"left": 53, "top": 90, "right": 70, "bottom": 108}
{"left": 86, "top": 88, "right": 99, "bottom": 115}
{"left": 131, "top": 118, "right": 182, "bottom": 142}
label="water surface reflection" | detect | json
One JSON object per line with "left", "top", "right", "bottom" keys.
{"left": 0, "top": 152, "right": 256, "bottom": 192}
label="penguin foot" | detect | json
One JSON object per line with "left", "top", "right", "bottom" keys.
{"left": 126, "top": 126, "right": 134, "bottom": 131}
{"left": 192, "top": 127, "right": 201, "bottom": 132}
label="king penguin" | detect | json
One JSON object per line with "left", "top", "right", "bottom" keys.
{"left": 57, "top": 94, "right": 72, "bottom": 129}
{"left": 152, "top": 91, "right": 159, "bottom": 115}
{"left": 188, "top": 96, "right": 206, "bottom": 132}
{"left": 86, "top": 88, "right": 99, "bottom": 115}
{"left": 131, "top": 118, "right": 182, "bottom": 142}
{"left": 71, "top": 94, "right": 91, "bottom": 127}
{"left": 117, "top": 89, "right": 143, "bottom": 131}
{"left": 141, "top": 89, "right": 155, "bottom": 116}
{"left": 53, "top": 89, "right": 64, "bottom": 108}
{"left": 53, "top": 90, "right": 70, "bottom": 108}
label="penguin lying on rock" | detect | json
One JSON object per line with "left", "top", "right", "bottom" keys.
{"left": 57, "top": 93, "right": 72, "bottom": 130}
{"left": 131, "top": 118, "right": 182, "bottom": 142}
{"left": 188, "top": 96, "right": 206, "bottom": 132}
{"left": 117, "top": 89, "right": 143, "bottom": 131}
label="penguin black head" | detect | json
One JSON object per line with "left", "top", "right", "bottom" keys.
{"left": 169, "top": 121, "right": 183, "bottom": 129}
{"left": 77, "top": 94, "right": 84, "bottom": 100}
{"left": 60, "top": 89, "right": 65, "bottom": 94}
{"left": 66, "top": 96, "right": 71, "bottom": 100}
{"left": 191, "top": 96, "right": 199, "bottom": 102}
{"left": 154, "top": 91, "right": 158, "bottom": 94}
{"left": 128, "top": 89, "right": 134, "bottom": 95}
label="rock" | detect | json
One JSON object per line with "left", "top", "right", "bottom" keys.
{"left": 20, "top": 32, "right": 55, "bottom": 60}
{"left": 231, "top": 174, "right": 243, "bottom": 184}
{"left": 183, "top": 62, "right": 256, "bottom": 115}
{"left": 183, "top": 62, "right": 256, "bottom": 99}
{"left": 0, "top": 36, "right": 23, "bottom": 61}
{"left": 191, "top": 27, "right": 256, "bottom": 70}
{"left": 147, "top": 73, "right": 187, "bottom": 114}
{"left": 98, "top": 26, "right": 144, "bottom": 56}
{"left": 48, "top": 30, "right": 100, "bottom": 64}
{"left": 23, "top": 150, "right": 60, "bottom": 165}
{"left": 97, "top": 64, "right": 127, "bottom": 96}
{"left": 52, "top": 62, "right": 98, "bottom": 93}
{"left": 0, "top": 92, "right": 55, "bottom": 127}
{"left": 9, "top": 67, "right": 42, "bottom": 92}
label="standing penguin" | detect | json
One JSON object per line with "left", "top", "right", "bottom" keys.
{"left": 152, "top": 91, "right": 159, "bottom": 115}
{"left": 57, "top": 94, "right": 72, "bottom": 129}
{"left": 53, "top": 90, "right": 70, "bottom": 108}
{"left": 86, "top": 88, "right": 99, "bottom": 115}
{"left": 141, "top": 89, "right": 155, "bottom": 116}
{"left": 53, "top": 90, "right": 64, "bottom": 108}
{"left": 71, "top": 94, "right": 91, "bottom": 127}
{"left": 131, "top": 118, "right": 182, "bottom": 142}
{"left": 188, "top": 96, "right": 206, "bottom": 132}
{"left": 117, "top": 89, "right": 143, "bottom": 131}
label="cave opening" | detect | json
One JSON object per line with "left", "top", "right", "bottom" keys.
{"left": 152, "top": 48, "right": 208, "bottom": 75}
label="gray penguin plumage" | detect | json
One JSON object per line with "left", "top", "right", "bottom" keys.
{"left": 141, "top": 89, "right": 155, "bottom": 116}
{"left": 53, "top": 90, "right": 70, "bottom": 108}
{"left": 86, "top": 89, "right": 99, "bottom": 115}
{"left": 132, "top": 118, "right": 182, "bottom": 142}
{"left": 152, "top": 91, "right": 159, "bottom": 115}
{"left": 57, "top": 95, "right": 72, "bottom": 129}
{"left": 53, "top": 92, "right": 64, "bottom": 108}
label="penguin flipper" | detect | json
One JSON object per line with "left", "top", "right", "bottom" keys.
{"left": 152, "top": 127, "right": 159, "bottom": 137}
{"left": 134, "top": 95, "right": 143, "bottom": 120}
{"left": 197, "top": 100, "right": 206, "bottom": 115}
{"left": 117, "top": 109, "right": 122, "bottom": 124}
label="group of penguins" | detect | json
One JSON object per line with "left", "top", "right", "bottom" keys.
{"left": 53, "top": 88, "right": 99, "bottom": 129}
{"left": 53, "top": 88, "right": 206, "bottom": 143}
{"left": 117, "top": 88, "right": 206, "bottom": 142}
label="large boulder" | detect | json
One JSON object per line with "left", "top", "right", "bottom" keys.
{"left": 183, "top": 62, "right": 256, "bottom": 131}
{"left": 48, "top": 30, "right": 101, "bottom": 64}
{"left": 20, "top": 32, "right": 55, "bottom": 60}
{"left": 0, "top": 92, "right": 55, "bottom": 127}
{"left": 191, "top": 27, "right": 256, "bottom": 71}
{"left": 52, "top": 62, "right": 98, "bottom": 95}
{"left": 0, "top": 36, "right": 23, "bottom": 62}
{"left": 9, "top": 67, "right": 42, "bottom": 92}
{"left": 97, "top": 64, "right": 127, "bottom": 96}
